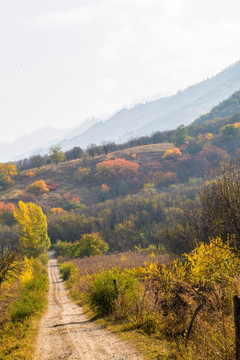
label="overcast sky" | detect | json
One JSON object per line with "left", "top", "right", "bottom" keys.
{"left": 1, "top": 0, "right": 240, "bottom": 142}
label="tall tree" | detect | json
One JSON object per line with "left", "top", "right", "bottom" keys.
{"left": 0, "top": 238, "right": 23, "bottom": 289}
{"left": 49, "top": 145, "right": 65, "bottom": 164}
{"left": 200, "top": 160, "right": 240, "bottom": 245}
{"left": 14, "top": 201, "right": 50, "bottom": 257}
{"left": 171, "top": 125, "right": 189, "bottom": 146}
{"left": 65, "top": 146, "right": 83, "bottom": 161}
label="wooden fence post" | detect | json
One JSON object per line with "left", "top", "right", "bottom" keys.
{"left": 233, "top": 295, "right": 240, "bottom": 360}
{"left": 185, "top": 303, "right": 203, "bottom": 347}
{"left": 113, "top": 279, "right": 119, "bottom": 296}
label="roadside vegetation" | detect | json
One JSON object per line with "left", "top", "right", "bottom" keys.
{"left": 0, "top": 200, "right": 50, "bottom": 360}
{"left": 57, "top": 157, "right": 240, "bottom": 359}
{"left": 1, "top": 92, "right": 240, "bottom": 358}
{"left": 62, "top": 237, "right": 239, "bottom": 359}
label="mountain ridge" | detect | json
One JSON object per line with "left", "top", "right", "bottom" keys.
{"left": 54, "top": 60, "right": 240, "bottom": 149}
{"left": 2, "top": 60, "right": 240, "bottom": 162}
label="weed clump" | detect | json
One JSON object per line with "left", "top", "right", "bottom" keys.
{"left": 89, "top": 268, "right": 140, "bottom": 316}
{"left": 10, "top": 261, "right": 48, "bottom": 322}
{"left": 59, "top": 262, "right": 77, "bottom": 281}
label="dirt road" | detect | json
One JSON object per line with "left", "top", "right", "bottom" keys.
{"left": 34, "top": 258, "right": 143, "bottom": 360}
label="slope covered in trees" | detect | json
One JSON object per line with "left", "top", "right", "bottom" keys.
{"left": 194, "top": 89, "right": 240, "bottom": 124}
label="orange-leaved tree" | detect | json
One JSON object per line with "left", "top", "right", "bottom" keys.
{"left": 96, "top": 158, "right": 139, "bottom": 180}
{"left": 26, "top": 180, "right": 49, "bottom": 195}
{"left": 0, "top": 201, "right": 16, "bottom": 225}
{"left": 101, "top": 184, "right": 110, "bottom": 192}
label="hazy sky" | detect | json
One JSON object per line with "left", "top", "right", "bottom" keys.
{"left": 1, "top": 0, "right": 240, "bottom": 142}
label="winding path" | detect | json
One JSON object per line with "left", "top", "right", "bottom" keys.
{"left": 34, "top": 258, "right": 143, "bottom": 360}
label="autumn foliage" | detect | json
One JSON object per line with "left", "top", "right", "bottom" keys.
{"left": 14, "top": 201, "right": 50, "bottom": 257}
{"left": 0, "top": 201, "right": 15, "bottom": 225}
{"left": 162, "top": 147, "right": 182, "bottom": 161}
{"left": 0, "top": 163, "right": 18, "bottom": 188}
{"left": 26, "top": 180, "right": 49, "bottom": 195}
{"left": 50, "top": 207, "right": 65, "bottom": 215}
{"left": 96, "top": 158, "right": 139, "bottom": 180}
{"left": 46, "top": 181, "right": 58, "bottom": 191}
{"left": 220, "top": 122, "right": 240, "bottom": 138}
{"left": 25, "top": 170, "right": 36, "bottom": 177}
{"left": 101, "top": 184, "right": 110, "bottom": 192}
{"left": 75, "top": 167, "right": 91, "bottom": 181}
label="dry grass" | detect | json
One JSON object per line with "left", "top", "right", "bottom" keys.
{"left": 0, "top": 284, "right": 18, "bottom": 325}
{"left": 111, "top": 143, "right": 173, "bottom": 157}
{"left": 69, "top": 251, "right": 170, "bottom": 277}
{"left": 63, "top": 253, "right": 238, "bottom": 359}
{"left": 0, "top": 142, "right": 173, "bottom": 209}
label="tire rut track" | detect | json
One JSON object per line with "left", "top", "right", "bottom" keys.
{"left": 34, "top": 257, "right": 143, "bottom": 360}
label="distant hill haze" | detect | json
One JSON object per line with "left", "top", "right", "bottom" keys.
{"left": 0, "top": 118, "right": 100, "bottom": 162}
{"left": 51, "top": 60, "right": 240, "bottom": 151}
{"left": 2, "top": 60, "right": 240, "bottom": 162}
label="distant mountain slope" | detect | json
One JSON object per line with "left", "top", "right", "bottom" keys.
{"left": 193, "top": 90, "right": 240, "bottom": 124}
{"left": 0, "top": 127, "right": 65, "bottom": 163}
{"left": 59, "top": 61, "right": 240, "bottom": 148}
{"left": 1, "top": 118, "right": 100, "bottom": 162}
{"left": 3, "top": 61, "right": 240, "bottom": 162}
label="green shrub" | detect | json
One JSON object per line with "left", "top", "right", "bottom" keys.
{"left": 59, "top": 262, "right": 77, "bottom": 281}
{"left": 10, "top": 261, "right": 48, "bottom": 322}
{"left": 54, "top": 234, "right": 109, "bottom": 258}
{"left": 89, "top": 268, "right": 139, "bottom": 316}
{"left": 39, "top": 253, "right": 49, "bottom": 265}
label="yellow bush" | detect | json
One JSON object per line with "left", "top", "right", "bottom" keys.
{"left": 26, "top": 180, "right": 49, "bottom": 195}
{"left": 18, "top": 257, "right": 34, "bottom": 284}
{"left": 162, "top": 147, "right": 182, "bottom": 161}
{"left": 50, "top": 207, "right": 65, "bottom": 214}
{"left": 25, "top": 170, "right": 36, "bottom": 177}
{"left": 183, "top": 236, "right": 240, "bottom": 286}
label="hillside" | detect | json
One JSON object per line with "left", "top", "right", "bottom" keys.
{"left": 0, "top": 143, "right": 173, "bottom": 210}
{"left": 194, "top": 89, "right": 240, "bottom": 124}
{"left": 3, "top": 60, "right": 240, "bottom": 163}
{"left": 56, "top": 60, "right": 240, "bottom": 150}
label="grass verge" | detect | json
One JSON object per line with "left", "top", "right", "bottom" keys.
{"left": 0, "top": 259, "right": 48, "bottom": 360}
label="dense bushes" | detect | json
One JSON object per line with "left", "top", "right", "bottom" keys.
{"left": 0, "top": 259, "right": 48, "bottom": 359}
{"left": 62, "top": 237, "right": 239, "bottom": 359}
{"left": 10, "top": 261, "right": 48, "bottom": 322}
{"left": 55, "top": 233, "right": 109, "bottom": 258}
{"left": 89, "top": 268, "right": 140, "bottom": 316}
{"left": 59, "top": 262, "right": 77, "bottom": 281}
{"left": 48, "top": 179, "right": 201, "bottom": 254}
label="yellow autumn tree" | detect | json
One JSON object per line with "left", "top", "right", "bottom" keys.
{"left": 14, "top": 201, "right": 51, "bottom": 257}
{"left": 0, "top": 163, "right": 18, "bottom": 188}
